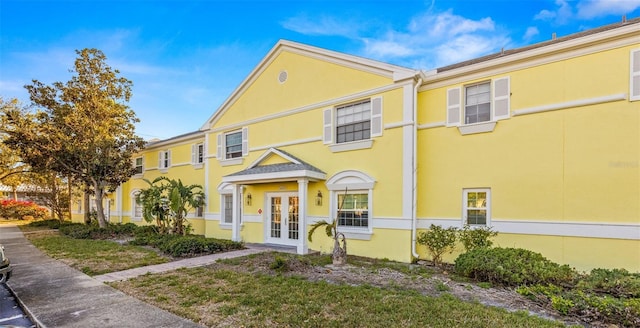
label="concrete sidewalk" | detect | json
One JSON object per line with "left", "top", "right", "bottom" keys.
{"left": 0, "top": 224, "right": 290, "bottom": 328}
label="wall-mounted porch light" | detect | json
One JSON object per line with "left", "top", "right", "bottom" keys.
{"left": 315, "top": 190, "right": 323, "bottom": 206}
{"left": 246, "top": 193, "right": 252, "bottom": 206}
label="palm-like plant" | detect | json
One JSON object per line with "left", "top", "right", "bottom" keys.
{"left": 136, "top": 177, "right": 204, "bottom": 235}
{"left": 308, "top": 188, "right": 348, "bottom": 265}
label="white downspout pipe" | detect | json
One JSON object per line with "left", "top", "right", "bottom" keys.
{"left": 411, "top": 77, "right": 423, "bottom": 259}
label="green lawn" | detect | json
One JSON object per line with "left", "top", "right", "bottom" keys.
{"left": 110, "top": 265, "right": 569, "bottom": 328}
{"left": 26, "top": 233, "right": 169, "bottom": 275}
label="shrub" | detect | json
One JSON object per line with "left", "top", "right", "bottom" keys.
{"left": 59, "top": 222, "right": 139, "bottom": 240}
{"left": 132, "top": 233, "right": 244, "bottom": 257}
{"left": 270, "top": 256, "right": 289, "bottom": 272}
{"left": 517, "top": 284, "right": 640, "bottom": 327}
{"left": 577, "top": 268, "right": 640, "bottom": 298}
{"left": 458, "top": 225, "right": 498, "bottom": 252}
{"left": 0, "top": 200, "right": 48, "bottom": 220}
{"left": 454, "top": 247, "right": 576, "bottom": 286}
{"left": 417, "top": 224, "right": 458, "bottom": 267}
{"left": 26, "top": 219, "right": 70, "bottom": 229}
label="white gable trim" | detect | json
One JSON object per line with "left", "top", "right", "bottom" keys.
{"left": 202, "top": 40, "right": 419, "bottom": 131}
{"left": 326, "top": 170, "right": 376, "bottom": 190}
{"left": 247, "top": 147, "right": 301, "bottom": 169}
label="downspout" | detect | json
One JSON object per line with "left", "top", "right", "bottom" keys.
{"left": 411, "top": 77, "right": 423, "bottom": 259}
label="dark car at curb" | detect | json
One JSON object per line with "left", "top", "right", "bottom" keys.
{"left": 0, "top": 244, "right": 12, "bottom": 283}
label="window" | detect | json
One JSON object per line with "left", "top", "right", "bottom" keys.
{"left": 222, "top": 194, "right": 233, "bottom": 224}
{"left": 192, "top": 143, "right": 204, "bottom": 164}
{"left": 463, "top": 189, "right": 490, "bottom": 226}
{"left": 323, "top": 97, "right": 383, "bottom": 149}
{"left": 134, "top": 200, "right": 142, "bottom": 219}
{"left": 134, "top": 157, "right": 143, "bottom": 175}
{"left": 326, "top": 170, "right": 375, "bottom": 237}
{"left": 217, "top": 127, "right": 248, "bottom": 162}
{"left": 158, "top": 150, "right": 171, "bottom": 169}
{"left": 465, "top": 82, "right": 491, "bottom": 124}
{"left": 336, "top": 100, "right": 371, "bottom": 143}
{"left": 225, "top": 132, "right": 242, "bottom": 159}
{"left": 446, "top": 77, "right": 510, "bottom": 129}
{"left": 337, "top": 193, "right": 369, "bottom": 228}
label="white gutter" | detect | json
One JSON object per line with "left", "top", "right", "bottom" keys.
{"left": 411, "top": 77, "right": 423, "bottom": 259}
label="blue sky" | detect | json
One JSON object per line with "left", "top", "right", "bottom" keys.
{"left": 2, "top": 0, "right": 639, "bottom": 140}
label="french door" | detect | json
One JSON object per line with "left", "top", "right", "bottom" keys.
{"left": 266, "top": 193, "right": 299, "bottom": 246}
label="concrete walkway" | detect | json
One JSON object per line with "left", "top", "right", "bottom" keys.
{"left": 94, "top": 246, "right": 279, "bottom": 283}
{"left": 0, "top": 224, "right": 289, "bottom": 328}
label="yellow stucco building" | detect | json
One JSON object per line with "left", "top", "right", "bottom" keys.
{"left": 74, "top": 18, "right": 640, "bottom": 272}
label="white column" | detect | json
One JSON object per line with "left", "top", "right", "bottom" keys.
{"left": 231, "top": 184, "right": 242, "bottom": 242}
{"left": 297, "top": 179, "right": 309, "bottom": 254}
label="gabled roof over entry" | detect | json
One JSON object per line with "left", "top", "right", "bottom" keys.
{"left": 222, "top": 148, "right": 326, "bottom": 184}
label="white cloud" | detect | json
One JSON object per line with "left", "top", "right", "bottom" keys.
{"left": 577, "top": 0, "right": 640, "bottom": 18}
{"left": 523, "top": 26, "right": 540, "bottom": 41}
{"left": 534, "top": 0, "right": 574, "bottom": 25}
{"left": 359, "top": 10, "right": 508, "bottom": 68}
{"left": 281, "top": 14, "right": 360, "bottom": 38}
{"left": 281, "top": 8, "right": 509, "bottom": 69}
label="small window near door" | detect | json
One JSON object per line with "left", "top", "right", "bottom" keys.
{"left": 337, "top": 193, "right": 369, "bottom": 228}
{"left": 463, "top": 189, "right": 490, "bottom": 226}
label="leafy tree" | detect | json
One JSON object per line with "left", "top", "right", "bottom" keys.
{"left": 0, "top": 49, "right": 145, "bottom": 227}
{"left": 0, "top": 99, "right": 29, "bottom": 185}
{"left": 308, "top": 188, "right": 348, "bottom": 265}
{"left": 136, "top": 177, "right": 205, "bottom": 235}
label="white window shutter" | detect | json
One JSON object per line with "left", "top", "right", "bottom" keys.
{"left": 191, "top": 144, "right": 197, "bottom": 164}
{"left": 446, "top": 87, "right": 461, "bottom": 126}
{"left": 493, "top": 77, "right": 510, "bottom": 120}
{"left": 158, "top": 152, "right": 163, "bottom": 168}
{"left": 241, "top": 127, "right": 249, "bottom": 156}
{"left": 216, "top": 134, "right": 222, "bottom": 159}
{"left": 370, "top": 97, "right": 383, "bottom": 137}
{"left": 167, "top": 150, "right": 171, "bottom": 168}
{"left": 323, "top": 108, "right": 333, "bottom": 144}
{"left": 631, "top": 49, "right": 640, "bottom": 101}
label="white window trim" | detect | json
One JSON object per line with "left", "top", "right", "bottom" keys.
{"left": 192, "top": 143, "right": 204, "bottom": 168}
{"left": 462, "top": 188, "right": 491, "bottom": 226}
{"left": 446, "top": 77, "right": 510, "bottom": 135}
{"left": 631, "top": 48, "right": 640, "bottom": 102}
{"left": 326, "top": 170, "right": 376, "bottom": 238}
{"left": 158, "top": 150, "right": 171, "bottom": 172}
{"left": 324, "top": 97, "right": 382, "bottom": 149}
{"left": 328, "top": 139, "right": 373, "bottom": 153}
{"left": 133, "top": 156, "right": 144, "bottom": 177}
{"left": 217, "top": 127, "right": 248, "bottom": 164}
{"left": 130, "top": 190, "right": 142, "bottom": 221}
{"left": 217, "top": 183, "right": 243, "bottom": 229}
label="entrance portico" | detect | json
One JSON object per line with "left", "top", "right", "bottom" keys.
{"left": 222, "top": 148, "right": 326, "bottom": 254}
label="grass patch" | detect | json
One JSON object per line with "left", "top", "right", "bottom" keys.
{"left": 26, "top": 233, "right": 169, "bottom": 276}
{"left": 111, "top": 266, "right": 568, "bottom": 328}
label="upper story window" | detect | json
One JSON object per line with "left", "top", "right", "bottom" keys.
{"left": 446, "top": 77, "right": 510, "bottom": 134}
{"left": 463, "top": 188, "right": 491, "bottom": 226}
{"left": 216, "top": 127, "right": 248, "bottom": 164}
{"left": 134, "top": 157, "right": 143, "bottom": 175}
{"left": 336, "top": 100, "right": 371, "bottom": 143}
{"left": 323, "top": 97, "right": 382, "bottom": 152}
{"left": 158, "top": 150, "right": 171, "bottom": 170}
{"left": 225, "top": 131, "right": 243, "bottom": 159}
{"left": 465, "top": 82, "right": 491, "bottom": 124}
{"left": 192, "top": 143, "right": 204, "bottom": 165}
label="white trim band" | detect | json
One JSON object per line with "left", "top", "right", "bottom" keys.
{"left": 513, "top": 93, "right": 627, "bottom": 116}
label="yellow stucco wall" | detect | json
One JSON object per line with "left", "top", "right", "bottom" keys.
{"left": 417, "top": 43, "right": 639, "bottom": 271}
